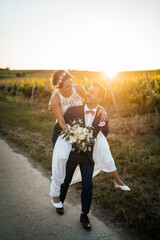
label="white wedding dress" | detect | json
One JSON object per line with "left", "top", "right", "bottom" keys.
{"left": 49, "top": 87, "right": 116, "bottom": 197}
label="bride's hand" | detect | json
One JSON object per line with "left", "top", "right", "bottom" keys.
{"left": 59, "top": 121, "right": 68, "bottom": 130}
{"left": 98, "top": 108, "right": 108, "bottom": 122}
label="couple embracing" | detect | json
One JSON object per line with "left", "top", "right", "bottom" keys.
{"left": 49, "top": 70, "right": 130, "bottom": 230}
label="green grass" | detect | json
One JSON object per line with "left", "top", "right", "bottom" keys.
{"left": 92, "top": 137, "right": 160, "bottom": 239}
{"left": 0, "top": 92, "right": 55, "bottom": 169}
{"left": 0, "top": 91, "right": 160, "bottom": 240}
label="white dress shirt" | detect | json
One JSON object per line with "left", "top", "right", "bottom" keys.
{"left": 84, "top": 104, "right": 97, "bottom": 127}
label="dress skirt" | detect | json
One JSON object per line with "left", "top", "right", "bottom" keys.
{"left": 49, "top": 131, "right": 116, "bottom": 197}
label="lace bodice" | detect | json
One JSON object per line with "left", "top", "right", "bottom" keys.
{"left": 49, "top": 86, "right": 83, "bottom": 115}
{"left": 57, "top": 87, "right": 83, "bottom": 115}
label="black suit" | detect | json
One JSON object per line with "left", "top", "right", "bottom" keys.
{"left": 64, "top": 105, "right": 109, "bottom": 138}
{"left": 58, "top": 105, "right": 109, "bottom": 214}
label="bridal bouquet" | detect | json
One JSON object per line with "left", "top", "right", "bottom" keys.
{"left": 60, "top": 119, "right": 94, "bottom": 153}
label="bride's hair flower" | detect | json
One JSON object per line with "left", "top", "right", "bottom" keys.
{"left": 60, "top": 119, "right": 94, "bottom": 154}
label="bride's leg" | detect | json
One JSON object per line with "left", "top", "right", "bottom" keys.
{"left": 51, "top": 135, "right": 72, "bottom": 204}
{"left": 110, "top": 170, "right": 126, "bottom": 186}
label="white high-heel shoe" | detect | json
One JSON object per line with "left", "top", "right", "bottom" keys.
{"left": 51, "top": 199, "right": 63, "bottom": 208}
{"left": 114, "top": 181, "right": 131, "bottom": 191}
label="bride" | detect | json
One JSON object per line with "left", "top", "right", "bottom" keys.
{"left": 49, "top": 70, "right": 130, "bottom": 207}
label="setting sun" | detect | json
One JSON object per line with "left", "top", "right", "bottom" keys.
{"left": 103, "top": 69, "right": 118, "bottom": 79}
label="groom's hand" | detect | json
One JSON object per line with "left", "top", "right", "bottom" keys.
{"left": 97, "top": 108, "right": 108, "bottom": 122}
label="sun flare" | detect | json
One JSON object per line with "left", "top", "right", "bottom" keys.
{"left": 103, "top": 69, "right": 118, "bottom": 79}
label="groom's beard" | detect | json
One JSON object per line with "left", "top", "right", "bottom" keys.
{"left": 85, "top": 95, "right": 98, "bottom": 106}
{"left": 84, "top": 94, "right": 91, "bottom": 104}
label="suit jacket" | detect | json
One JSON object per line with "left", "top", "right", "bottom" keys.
{"left": 64, "top": 105, "right": 109, "bottom": 138}
{"left": 64, "top": 105, "right": 109, "bottom": 164}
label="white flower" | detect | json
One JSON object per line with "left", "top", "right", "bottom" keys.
{"left": 78, "top": 133, "right": 85, "bottom": 140}
{"left": 68, "top": 136, "right": 77, "bottom": 144}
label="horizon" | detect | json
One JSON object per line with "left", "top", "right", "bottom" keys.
{"left": 1, "top": 67, "right": 159, "bottom": 73}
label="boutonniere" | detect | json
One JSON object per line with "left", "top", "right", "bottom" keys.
{"left": 98, "top": 121, "right": 106, "bottom": 127}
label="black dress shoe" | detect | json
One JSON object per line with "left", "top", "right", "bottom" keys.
{"left": 80, "top": 214, "right": 91, "bottom": 230}
{"left": 56, "top": 207, "right": 64, "bottom": 215}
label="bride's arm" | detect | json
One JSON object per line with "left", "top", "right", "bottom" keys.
{"left": 74, "top": 84, "right": 86, "bottom": 101}
{"left": 51, "top": 93, "right": 67, "bottom": 130}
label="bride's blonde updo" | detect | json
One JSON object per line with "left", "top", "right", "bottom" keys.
{"left": 51, "top": 70, "right": 72, "bottom": 89}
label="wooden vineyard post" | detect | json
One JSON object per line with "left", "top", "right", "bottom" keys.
{"left": 15, "top": 80, "right": 20, "bottom": 96}
{"left": 10, "top": 81, "right": 15, "bottom": 94}
{"left": 145, "top": 72, "right": 160, "bottom": 134}
{"left": 46, "top": 82, "right": 49, "bottom": 91}
{"left": 4, "top": 80, "right": 8, "bottom": 93}
{"left": 107, "top": 77, "right": 120, "bottom": 118}
{"left": 49, "top": 78, "right": 53, "bottom": 92}
{"left": 31, "top": 81, "right": 36, "bottom": 99}
{"left": 84, "top": 76, "right": 89, "bottom": 89}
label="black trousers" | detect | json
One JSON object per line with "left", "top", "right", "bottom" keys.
{"left": 52, "top": 122, "right": 62, "bottom": 148}
{"left": 60, "top": 151, "right": 94, "bottom": 214}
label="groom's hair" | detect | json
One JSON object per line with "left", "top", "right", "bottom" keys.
{"left": 92, "top": 83, "right": 106, "bottom": 98}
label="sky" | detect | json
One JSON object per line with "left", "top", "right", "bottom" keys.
{"left": 0, "top": 0, "right": 160, "bottom": 75}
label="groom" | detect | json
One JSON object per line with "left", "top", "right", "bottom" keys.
{"left": 59, "top": 83, "right": 109, "bottom": 230}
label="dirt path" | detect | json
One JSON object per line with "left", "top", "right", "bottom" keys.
{"left": 0, "top": 137, "right": 143, "bottom": 240}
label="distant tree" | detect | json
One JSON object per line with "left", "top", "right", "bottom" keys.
{"left": 5, "top": 67, "right": 10, "bottom": 71}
